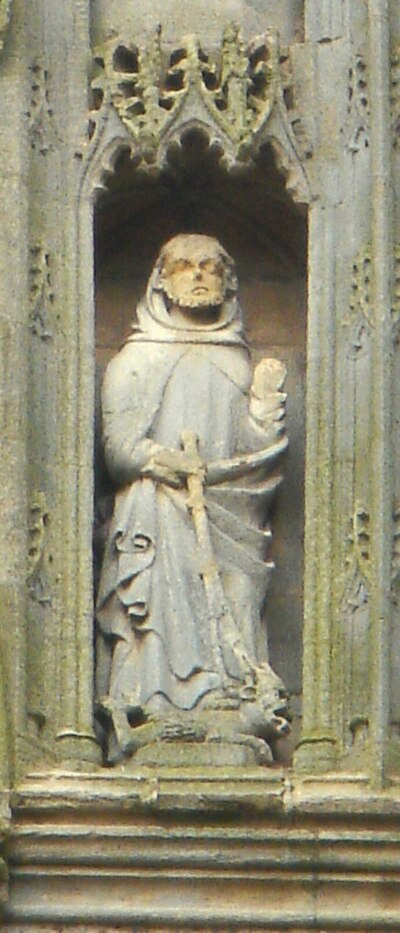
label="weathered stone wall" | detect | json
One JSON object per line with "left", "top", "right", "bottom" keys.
{"left": 0, "top": 0, "right": 400, "bottom": 927}
{"left": 92, "top": 0, "right": 304, "bottom": 47}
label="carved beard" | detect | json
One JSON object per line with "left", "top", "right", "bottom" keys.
{"left": 160, "top": 280, "right": 225, "bottom": 310}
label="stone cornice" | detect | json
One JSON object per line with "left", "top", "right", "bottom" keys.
{"left": 5, "top": 771, "right": 400, "bottom": 928}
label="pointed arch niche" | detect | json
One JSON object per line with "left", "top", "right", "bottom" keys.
{"left": 93, "top": 130, "right": 307, "bottom": 763}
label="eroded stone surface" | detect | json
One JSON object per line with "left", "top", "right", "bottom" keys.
{"left": 92, "top": 0, "right": 304, "bottom": 47}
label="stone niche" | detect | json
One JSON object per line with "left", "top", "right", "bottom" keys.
{"left": 94, "top": 132, "right": 307, "bottom": 764}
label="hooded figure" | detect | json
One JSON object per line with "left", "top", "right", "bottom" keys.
{"left": 96, "top": 234, "right": 288, "bottom": 762}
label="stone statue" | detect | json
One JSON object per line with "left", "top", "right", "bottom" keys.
{"left": 95, "top": 233, "right": 290, "bottom": 767}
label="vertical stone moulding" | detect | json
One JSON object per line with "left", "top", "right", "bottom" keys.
{"left": 390, "top": 0, "right": 400, "bottom": 768}
{"left": 54, "top": 181, "right": 102, "bottom": 770}
{"left": 367, "top": 0, "right": 395, "bottom": 786}
{"left": 294, "top": 199, "right": 339, "bottom": 774}
{"left": 51, "top": 2, "right": 101, "bottom": 770}
{"left": 0, "top": 0, "right": 34, "bottom": 786}
{"left": 295, "top": 0, "right": 398, "bottom": 783}
{"left": 293, "top": 13, "right": 347, "bottom": 773}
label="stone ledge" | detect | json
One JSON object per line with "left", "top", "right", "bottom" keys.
{"left": 4, "top": 769, "right": 400, "bottom": 929}
{"left": 10, "top": 767, "right": 400, "bottom": 815}
{"left": 5, "top": 864, "right": 400, "bottom": 929}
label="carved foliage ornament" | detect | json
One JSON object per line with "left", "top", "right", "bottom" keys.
{"left": 346, "top": 56, "right": 369, "bottom": 153}
{"left": 27, "top": 492, "right": 48, "bottom": 582}
{"left": 29, "top": 246, "right": 54, "bottom": 340}
{"left": 27, "top": 491, "right": 52, "bottom": 608}
{"left": 342, "top": 505, "right": 370, "bottom": 614}
{"left": 391, "top": 45, "right": 400, "bottom": 145}
{"left": 345, "top": 49, "right": 400, "bottom": 152}
{"left": 392, "top": 505, "right": 400, "bottom": 591}
{"left": 344, "top": 247, "right": 400, "bottom": 350}
{"left": 90, "top": 25, "right": 309, "bottom": 200}
{"left": 343, "top": 504, "right": 400, "bottom": 604}
{"left": 344, "top": 251, "right": 373, "bottom": 353}
{"left": 27, "top": 64, "right": 58, "bottom": 156}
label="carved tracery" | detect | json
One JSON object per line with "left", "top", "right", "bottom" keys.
{"left": 88, "top": 25, "right": 311, "bottom": 205}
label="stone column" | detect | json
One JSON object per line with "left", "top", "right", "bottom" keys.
{"left": 367, "top": 0, "right": 395, "bottom": 786}
{"left": 296, "top": 0, "right": 398, "bottom": 781}
{"left": 0, "top": 0, "right": 31, "bottom": 783}
{"left": 389, "top": 0, "right": 400, "bottom": 772}
{"left": 19, "top": 0, "right": 100, "bottom": 768}
{"left": 49, "top": 1, "right": 101, "bottom": 766}
{"left": 295, "top": 3, "right": 351, "bottom": 772}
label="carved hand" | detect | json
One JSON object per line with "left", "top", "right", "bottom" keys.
{"left": 142, "top": 445, "right": 204, "bottom": 488}
{"left": 249, "top": 357, "right": 287, "bottom": 438}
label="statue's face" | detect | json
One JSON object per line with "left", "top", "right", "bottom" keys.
{"left": 160, "top": 253, "right": 226, "bottom": 310}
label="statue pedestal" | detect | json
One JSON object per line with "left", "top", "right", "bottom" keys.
{"left": 127, "top": 740, "right": 260, "bottom": 769}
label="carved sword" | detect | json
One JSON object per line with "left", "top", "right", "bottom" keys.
{"left": 181, "top": 429, "right": 252, "bottom": 687}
